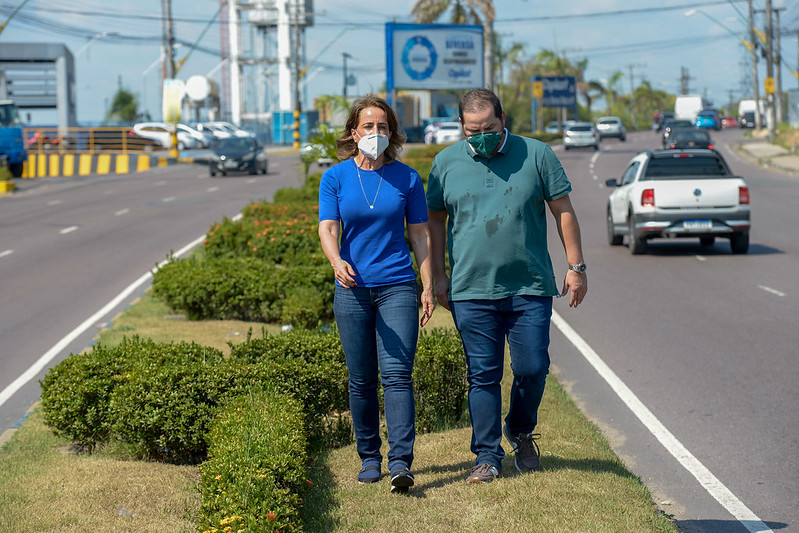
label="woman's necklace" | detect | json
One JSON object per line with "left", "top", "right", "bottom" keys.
{"left": 355, "top": 160, "right": 384, "bottom": 210}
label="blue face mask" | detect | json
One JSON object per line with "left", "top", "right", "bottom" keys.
{"left": 467, "top": 131, "right": 503, "bottom": 158}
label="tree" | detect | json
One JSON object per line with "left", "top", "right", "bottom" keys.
{"left": 412, "top": 0, "right": 495, "bottom": 90}
{"left": 105, "top": 88, "right": 139, "bottom": 123}
{"left": 494, "top": 35, "right": 525, "bottom": 106}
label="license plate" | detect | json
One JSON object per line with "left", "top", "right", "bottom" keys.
{"left": 684, "top": 219, "right": 712, "bottom": 231}
{"left": 224, "top": 160, "right": 238, "bottom": 169}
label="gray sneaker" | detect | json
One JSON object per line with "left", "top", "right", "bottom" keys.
{"left": 503, "top": 423, "right": 541, "bottom": 472}
{"left": 467, "top": 463, "right": 500, "bottom": 484}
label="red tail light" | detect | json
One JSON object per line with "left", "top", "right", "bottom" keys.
{"left": 641, "top": 188, "right": 655, "bottom": 207}
{"left": 708, "top": 144, "right": 714, "bottom": 149}
{"left": 739, "top": 186, "right": 750, "bottom": 205}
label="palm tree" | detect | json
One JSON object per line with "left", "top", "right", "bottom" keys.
{"left": 411, "top": 0, "right": 495, "bottom": 90}
{"left": 494, "top": 35, "right": 525, "bottom": 105}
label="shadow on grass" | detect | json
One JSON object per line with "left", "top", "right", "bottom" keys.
{"left": 303, "top": 447, "right": 342, "bottom": 533}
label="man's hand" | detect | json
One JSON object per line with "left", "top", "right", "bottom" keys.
{"left": 560, "top": 270, "right": 587, "bottom": 308}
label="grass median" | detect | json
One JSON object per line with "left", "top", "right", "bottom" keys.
{"left": 0, "top": 291, "right": 676, "bottom": 532}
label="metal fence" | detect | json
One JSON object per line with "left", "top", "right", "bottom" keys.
{"left": 23, "top": 127, "right": 165, "bottom": 155}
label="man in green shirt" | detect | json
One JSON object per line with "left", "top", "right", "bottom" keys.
{"left": 426, "top": 88, "right": 587, "bottom": 484}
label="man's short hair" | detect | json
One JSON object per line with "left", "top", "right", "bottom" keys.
{"left": 458, "top": 89, "right": 503, "bottom": 122}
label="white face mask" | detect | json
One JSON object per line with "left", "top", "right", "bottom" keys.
{"left": 357, "top": 133, "right": 389, "bottom": 160}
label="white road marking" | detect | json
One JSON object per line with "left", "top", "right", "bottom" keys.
{"left": 0, "top": 249, "right": 13, "bottom": 258}
{"left": 115, "top": 208, "right": 130, "bottom": 216}
{"left": 246, "top": 178, "right": 257, "bottom": 184}
{"left": 696, "top": 255, "right": 707, "bottom": 261}
{"left": 59, "top": 226, "right": 78, "bottom": 235}
{"left": 758, "top": 285, "right": 786, "bottom": 297}
{"left": 207, "top": 187, "right": 219, "bottom": 192}
{"left": 47, "top": 199, "right": 63, "bottom": 206}
{"left": 552, "top": 311, "right": 772, "bottom": 533}
{"left": 0, "top": 233, "right": 207, "bottom": 412}
{"left": 162, "top": 196, "right": 176, "bottom": 203}
{"left": 154, "top": 180, "right": 168, "bottom": 186}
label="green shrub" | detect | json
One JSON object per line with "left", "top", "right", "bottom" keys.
{"left": 152, "top": 256, "right": 333, "bottom": 325}
{"left": 39, "top": 337, "right": 155, "bottom": 450}
{"left": 229, "top": 330, "right": 350, "bottom": 446}
{"left": 107, "top": 341, "right": 226, "bottom": 464}
{"left": 199, "top": 391, "right": 308, "bottom": 533}
{"left": 414, "top": 328, "right": 469, "bottom": 433}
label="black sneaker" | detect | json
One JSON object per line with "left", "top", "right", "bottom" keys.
{"left": 390, "top": 466, "right": 414, "bottom": 494}
{"left": 503, "top": 423, "right": 541, "bottom": 472}
{"left": 466, "top": 463, "right": 500, "bottom": 484}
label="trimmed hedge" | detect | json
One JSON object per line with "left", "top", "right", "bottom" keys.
{"left": 199, "top": 391, "right": 307, "bottom": 533}
{"left": 151, "top": 257, "right": 333, "bottom": 327}
{"left": 414, "top": 328, "right": 469, "bottom": 432}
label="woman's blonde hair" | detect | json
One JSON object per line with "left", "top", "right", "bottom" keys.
{"left": 336, "top": 94, "right": 406, "bottom": 163}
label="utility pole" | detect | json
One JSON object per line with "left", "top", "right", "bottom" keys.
{"left": 162, "top": 0, "right": 176, "bottom": 79}
{"left": 774, "top": 7, "right": 785, "bottom": 124}
{"left": 748, "top": 0, "right": 761, "bottom": 129}
{"left": 765, "top": 0, "right": 776, "bottom": 138}
{"left": 342, "top": 52, "right": 351, "bottom": 98}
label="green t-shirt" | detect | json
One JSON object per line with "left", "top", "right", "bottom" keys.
{"left": 426, "top": 132, "right": 572, "bottom": 301}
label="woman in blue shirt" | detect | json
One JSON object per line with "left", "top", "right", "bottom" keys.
{"left": 318, "top": 94, "right": 434, "bottom": 494}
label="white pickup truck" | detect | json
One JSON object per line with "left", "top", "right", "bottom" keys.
{"left": 605, "top": 149, "right": 750, "bottom": 254}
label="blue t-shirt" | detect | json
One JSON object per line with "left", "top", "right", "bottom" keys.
{"left": 319, "top": 158, "right": 428, "bottom": 287}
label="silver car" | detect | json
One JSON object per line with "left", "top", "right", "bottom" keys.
{"left": 563, "top": 122, "right": 599, "bottom": 150}
{"left": 596, "top": 116, "right": 626, "bottom": 141}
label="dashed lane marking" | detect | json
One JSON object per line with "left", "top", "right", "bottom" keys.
{"left": 59, "top": 226, "right": 78, "bottom": 235}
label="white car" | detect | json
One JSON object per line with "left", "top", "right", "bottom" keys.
{"left": 200, "top": 121, "right": 255, "bottom": 139}
{"left": 178, "top": 123, "right": 214, "bottom": 148}
{"left": 596, "top": 116, "right": 626, "bottom": 140}
{"left": 563, "top": 122, "right": 599, "bottom": 150}
{"left": 605, "top": 149, "right": 750, "bottom": 254}
{"left": 132, "top": 122, "right": 199, "bottom": 150}
{"left": 433, "top": 122, "right": 464, "bottom": 144}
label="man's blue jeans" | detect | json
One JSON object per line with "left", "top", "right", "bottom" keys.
{"left": 334, "top": 281, "right": 418, "bottom": 471}
{"left": 450, "top": 295, "right": 552, "bottom": 470}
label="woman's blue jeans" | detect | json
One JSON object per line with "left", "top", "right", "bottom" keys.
{"left": 450, "top": 295, "right": 552, "bottom": 470}
{"left": 334, "top": 281, "right": 418, "bottom": 471}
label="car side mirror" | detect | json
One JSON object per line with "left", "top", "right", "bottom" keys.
{"left": 605, "top": 178, "right": 619, "bottom": 187}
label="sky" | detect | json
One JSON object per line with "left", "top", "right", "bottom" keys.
{"left": 1, "top": 0, "right": 798, "bottom": 126}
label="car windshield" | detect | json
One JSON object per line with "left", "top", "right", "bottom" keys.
{"left": 644, "top": 155, "right": 728, "bottom": 179}
{"left": 218, "top": 138, "right": 253, "bottom": 150}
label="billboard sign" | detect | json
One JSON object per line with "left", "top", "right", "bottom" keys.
{"left": 533, "top": 76, "right": 576, "bottom": 108}
{"left": 386, "top": 23, "right": 484, "bottom": 91}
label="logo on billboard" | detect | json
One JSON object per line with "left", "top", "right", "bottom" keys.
{"left": 401, "top": 35, "right": 438, "bottom": 81}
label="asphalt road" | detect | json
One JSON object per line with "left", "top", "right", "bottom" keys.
{"left": 2, "top": 134, "right": 797, "bottom": 532}
{"left": 547, "top": 127, "right": 798, "bottom": 532}
{"left": 0, "top": 152, "right": 303, "bottom": 440}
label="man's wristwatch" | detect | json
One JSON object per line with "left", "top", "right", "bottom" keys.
{"left": 568, "top": 262, "right": 587, "bottom": 273}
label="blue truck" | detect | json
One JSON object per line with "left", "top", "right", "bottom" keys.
{"left": 0, "top": 100, "right": 28, "bottom": 177}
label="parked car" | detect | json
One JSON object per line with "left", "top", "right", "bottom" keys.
{"left": 596, "top": 116, "right": 626, "bottom": 141}
{"left": 433, "top": 122, "right": 465, "bottom": 144}
{"left": 660, "top": 119, "right": 694, "bottom": 147}
{"left": 178, "top": 123, "right": 215, "bottom": 148}
{"left": 201, "top": 121, "right": 255, "bottom": 139}
{"left": 209, "top": 136, "right": 268, "bottom": 176}
{"left": 605, "top": 149, "right": 750, "bottom": 254}
{"left": 694, "top": 109, "right": 721, "bottom": 130}
{"left": 300, "top": 141, "right": 334, "bottom": 166}
{"left": 563, "top": 122, "right": 599, "bottom": 150}
{"left": 721, "top": 115, "right": 739, "bottom": 128}
{"left": 132, "top": 122, "right": 199, "bottom": 149}
{"left": 665, "top": 129, "right": 714, "bottom": 150}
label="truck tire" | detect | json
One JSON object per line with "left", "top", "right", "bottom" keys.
{"left": 9, "top": 163, "right": 23, "bottom": 177}
{"left": 607, "top": 207, "right": 623, "bottom": 245}
{"left": 730, "top": 233, "right": 749, "bottom": 254}
{"left": 628, "top": 214, "right": 647, "bottom": 255}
